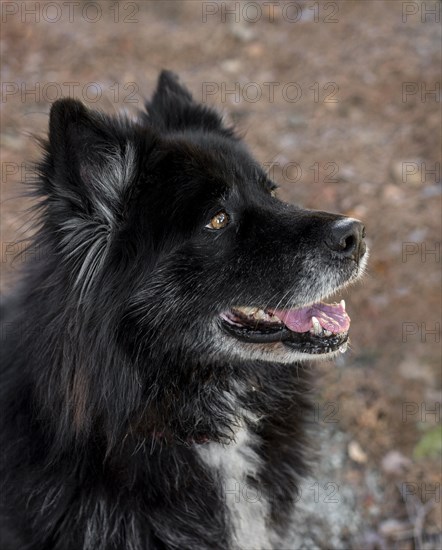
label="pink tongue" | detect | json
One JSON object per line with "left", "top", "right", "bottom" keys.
{"left": 271, "top": 302, "right": 350, "bottom": 334}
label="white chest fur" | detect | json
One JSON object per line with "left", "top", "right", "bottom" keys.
{"left": 197, "top": 427, "right": 273, "bottom": 550}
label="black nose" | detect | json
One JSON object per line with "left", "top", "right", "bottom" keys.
{"left": 326, "top": 218, "right": 366, "bottom": 262}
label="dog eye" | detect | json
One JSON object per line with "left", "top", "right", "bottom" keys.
{"left": 206, "top": 211, "right": 229, "bottom": 230}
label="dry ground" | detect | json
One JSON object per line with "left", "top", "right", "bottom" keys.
{"left": 1, "top": 1, "right": 441, "bottom": 548}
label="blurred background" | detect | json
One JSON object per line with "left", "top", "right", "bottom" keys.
{"left": 1, "top": 1, "right": 441, "bottom": 548}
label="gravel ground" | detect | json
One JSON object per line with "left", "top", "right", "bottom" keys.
{"left": 1, "top": 1, "right": 441, "bottom": 548}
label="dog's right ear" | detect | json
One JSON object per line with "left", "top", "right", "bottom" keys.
{"left": 144, "top": 70, "right": 235, "bottom": 138}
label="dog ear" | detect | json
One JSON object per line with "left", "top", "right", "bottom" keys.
{"left": 41, "top": 98, "right": 141, "bottom": 296}
{"left": 46, "top": 98, "right": 137, "bottom": 228}
{"left": 144, "top": 70, "right": 235, "bottom": 137}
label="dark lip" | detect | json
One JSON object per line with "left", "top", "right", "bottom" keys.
{"left": 283, "top": 331, "right": 349, "bottom": 354}
{"left": 219, "top": 316, "right": 349, "bottom": 354}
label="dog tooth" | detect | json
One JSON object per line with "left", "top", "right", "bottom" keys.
{"left": 311, "top": 316, "right": 322, "bottom": 335}
{"left": 240, "top": 307, "right": 257, "bottom": 316}
{"left": 339, "top": 342, "right": 348, "bottom": 353}
{"left": 340, "top": 300, "right": 346, "bottom": 310}
{"left": 254, "top": 309, "right": 267, "bottom": 320}
{"left": 324, "top": 330, "right": 332, "bottom": 337}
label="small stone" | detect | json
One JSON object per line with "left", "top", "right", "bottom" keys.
{"left": 229, "top": 22, "right": 255, "bottom": 43}
{"left": 381, "top": 451, "right": 412, "bottom": 475}
{"left": 421, "top": 183, "right": 442, "bottom": 198}
{"left": 398, "top": 358, "right": 435, "bottom": 385}
{"left": 379, "top": 519, "right": 413, "bottom": 538}
{"left": 220, "top": 59, "right": 242, "bottom": 74}
{"left": 287, "top": 115, "right": 307, "bottom": 128}
{"left": 348, "top": 441, "right": 368, "bottom": 463}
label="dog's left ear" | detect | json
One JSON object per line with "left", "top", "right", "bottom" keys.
{"left": 144, "top": 70, "right": 235, "bottom": 138}
{"left": 45, "top": 98, "right": 140, "bottom": 229}
{"left": 41, "top": 99, "right": 147, "bottom": 296}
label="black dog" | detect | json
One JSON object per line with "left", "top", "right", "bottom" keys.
{"left": 0, "top": 71, "right": 367, "bottom": 549}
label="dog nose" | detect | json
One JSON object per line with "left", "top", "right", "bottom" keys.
{"left": 326, "top": 218, "right": 366, "bottom": 262}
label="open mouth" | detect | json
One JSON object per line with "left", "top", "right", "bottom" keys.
{"left": 219, "top": 301, "right": 350, "bottom": 355}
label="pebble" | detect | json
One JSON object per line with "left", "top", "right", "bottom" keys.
{"left": 229, "top": 22, "right": 255, "bottom": 43}
{"left": 379, "top": 519, "right": 413, "bottom": 538}
{"left": 421, "top": 183, "right": 442, "bottom": 198}
{"left": 398, "top": 358, "right": 435, "bottom": 385}
{"left": 220, "top": 59, "right": 242, "bottom": 74}
{"left": 348, "top": 440, "right": 368, "bottom": 464}
{"left": 381, "top": 450, "right": 412, "bottom": 475}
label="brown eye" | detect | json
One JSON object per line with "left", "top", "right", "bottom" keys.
{"left": 207, "top": 211, "right": 229, "bottom": 230}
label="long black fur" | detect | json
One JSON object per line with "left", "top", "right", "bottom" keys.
{"left": 1, "top": 71, "right": 364, "bottom": 549}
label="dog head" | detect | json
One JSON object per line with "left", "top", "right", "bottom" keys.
{"left": 44, "top": 70, "right": 367, "bottom": 370}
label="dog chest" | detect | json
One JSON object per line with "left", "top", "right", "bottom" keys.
{"left": 196, "top": 427, "right": 273, "bottom": 550}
